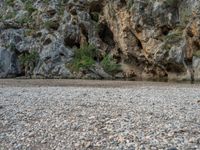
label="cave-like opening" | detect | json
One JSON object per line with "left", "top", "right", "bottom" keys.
{"left": 98, "top": 22, "right": 115, "bottom": 47}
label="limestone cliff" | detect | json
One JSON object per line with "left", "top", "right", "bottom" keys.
{"left": 0, "top": 0, "right": 200, "bottom": 81}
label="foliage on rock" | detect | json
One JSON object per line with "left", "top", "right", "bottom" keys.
{"left": 101, "top": 55, "right": 121, "bottom": 75}
{"left": 71, "top": 43, "right": 98, "bottom": 71}
{"left": 19, "top": 51, "right": 39, "bottom": 75}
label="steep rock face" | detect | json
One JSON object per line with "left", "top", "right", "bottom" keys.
{"left": 0, "top": 0, "right": 200, "bottom": 81}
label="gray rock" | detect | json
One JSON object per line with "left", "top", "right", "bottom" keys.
{"left": 34, "top": 40, "right": 73, "bottom": 78}
{"left": 0, "top": 47, "right": 20, "bottom": 78}
{"left": 89, "top": 64, "right": 112, "bottom": 79}
{"left": 193, "top": 57, "right": 200, "bottom": 80}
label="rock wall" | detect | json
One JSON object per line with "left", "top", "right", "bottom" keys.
{"left": 0, "top": 0, "right": 200, "bottom": 81}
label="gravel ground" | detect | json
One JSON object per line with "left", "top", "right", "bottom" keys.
{"left": 0, "top": 80, "right": 200, "bottom": 150}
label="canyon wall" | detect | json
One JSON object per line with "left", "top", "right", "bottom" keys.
{"left": 1, "top": 0, "right": 200, "bottom": 81}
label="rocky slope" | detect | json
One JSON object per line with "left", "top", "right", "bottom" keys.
{"left": 0, "top": 0, "right": 200, "bottom": 80}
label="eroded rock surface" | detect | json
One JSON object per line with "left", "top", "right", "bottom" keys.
{"left": 0, "top": 0, "right": 200, "bottom": 80}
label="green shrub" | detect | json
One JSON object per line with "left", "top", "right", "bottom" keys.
{"left": 71, "top": 43, "right": 98, "bottom": 71}
{"left": 24, "top": 29, "right": 36, "bottom": 37}
{"left": 165, "top": 31, "right": 182, "bottom": 41}
{"left": 90, "top": 12, "right": 99, "bottom": 22}
{"left": 162, "top": 31, "right": 182, "bottom": 51}
{"left": 24, "top": 0, "right": 36, "bottom": 15}
{"left": 101, "top": 54, "right": 121, "bottom": 75}
{"left": 19, "top": 50, "right": 39, "bottom": 68}
{"left": 193, "top": 51, "right": 200, "bottom": 57}
{"left": 127, "top": 0, "right": 134, "bottom": 10}
{"left": 165, "top": 0, "right": 179, "bottom": 7}
{"left": 16, "top": 15, "right": 34, "bottom": 26}
{"left": 44, "top": 20, "right": 59, "bottom": 30}
{"left": 179, "top": 6, "right": 191, "bottom": 26}
{"left": 4, "top": 43, "right": 16, "bottom": 52}
{"left": 5, "top": 0, "right": 15, "bottom": 6}
{"left": 42, "top": 0, "right": 49, "bottom": 4}
{"left": 3, "top": 11, "right": 16, "bottom": 20}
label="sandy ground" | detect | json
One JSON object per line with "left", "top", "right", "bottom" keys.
{"left": 0, "top": 79, "right": 198, "bottom": 87}
{"left": 0, "top": 79, "right": 200, "bottom": 149}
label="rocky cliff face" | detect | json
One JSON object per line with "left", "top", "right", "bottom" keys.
{"left": 0, "top": 0, "right": 200, "bottom": 81}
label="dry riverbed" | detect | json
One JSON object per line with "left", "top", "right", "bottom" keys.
{"left": 0, "top": 80, "right": 200, "bottom": 149}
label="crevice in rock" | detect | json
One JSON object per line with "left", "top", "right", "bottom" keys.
{"left": 161, "top": 25, "right": 171, "bottom": 35}
{"left": 43, "top": 38, "right": 52, "bottom": 45}
{"left": 70, "top": 8, "right": 77, "bottom": 16}
{"left": 130, "top": 29, "right": 143, "bottom": 50}
{"left": 47, "top": 9, "right": 57, "bottom": 18}
{"left": 135, "top": 24, "right": 143, "bottom": 33}
{"left": 120, "top": 0, "right": 127, "bottom": 6}
{"left": 89, "top": 2, "right": 103, "bottom": 13}
{"left": 98, "top": 22, "right": 115, "bottom": 47}
{"left": 64, "top": 37, "right": 80, "bottom": 48}
{"left": 124, "top": 55, "right": 141, "bottom": 66}
{"left": 89, "top": 1, "right": 102, "bottom": 22}
{"left": 90, "top": 12, "right": 99, "bottom": 22}
{"left": 113, "top": 48, "right": 123, "bottom": 63}
{"left": 193, "top": 40, "right": 200, "bottom": 49}
{"left": 166, "top": 63, "right": 185, "bottom": 73}
{"left": 137, "top": 39, "right": 143, "bottom": 49}
{"left": 186, "top": 29, "right": 194, "bottom": 37}
{"left": 79, "top": 23, "right": 89, "bottom": 42}
{"left": 59, "top": 52, "right": 65, "bottom": 57}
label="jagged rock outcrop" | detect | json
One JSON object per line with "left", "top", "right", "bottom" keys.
{"left": 0, "top": 0, "right": 200, "bottom": 81}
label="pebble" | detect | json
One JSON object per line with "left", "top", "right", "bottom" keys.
{"left": 0, "top": 84, "right": 200, "bottom": 149}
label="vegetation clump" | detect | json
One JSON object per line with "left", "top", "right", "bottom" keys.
{"left": 193, "top": 51, "right": 200, "bottom": 57}
{"left": 90, "top": 12, "right": 99, "bottom": 22}
{"left": 71, "top": 43, "right": 98, "bottom": 71}
{"left": 5, "top": 0, "right": 15, "bottom": 7}
{"left": 23, "top": 0, "right": 37, "bottom": 15}
{"left": 19, "top": 50, "right": 39, "bottom": 76}
{"left": 162, "top": 30, "right": 183, "bottom": 51}
{"left": 165, "top": 0, "right": 180, "bottom": 7}
{"left": 101, "top": 54, "right": 121, "bottom": 75}
{"left": 44, "top": 20, "right": 60, "bottom": 30}
{"left": 127, "top": 0, "right": 134, "bottom": 10}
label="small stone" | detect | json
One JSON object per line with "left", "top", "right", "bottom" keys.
{"left": 168, "top": 147, "right": 178, "bottom": 150}
{"left": 85, "top": 142, "right": 92, "bottom": 148}
{"left": 197, "top": 138, "right": 200, "bottom": 144}
{"left": 41, "top": 139, "right": 47, "bottom": 144}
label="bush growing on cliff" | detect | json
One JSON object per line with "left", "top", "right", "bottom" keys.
{"left": 44, "top": 20, "right": 60, "bottom": 30}
{"left": 101, "top": 55, "right": 121, "bottom": 75}
{"left": 19, "top": 50, "right": 39, "bottom": 76}
{"left": 90, "top": 12, "right": 99, "bottom": 22}
{"left": 164, "top": 31, "right": 182, "bottom": 42}
{"left": 193, "top": 51, "right": 200, "bottom": 57}
{"left": 71, "top": 43, "right": 98, "bottom": 71}
{"left": 3, "top": 11, "right": 16, "bottom": 20}
{"left": 24, "top": 0, "right": 36, "bottom": 15}
{"left": 5, "top": 0, "right": 15, "bottom": 7}
{"left": 165, "top": 0, "right": 180, "bottom": 7}
{"left": 127, "top": 0, "right": 134, "bottom": 10}
{"left": 162, "top": 29, "right": 183, "bottom": 50}
{"left": 16, "top": 15, "right": 34, "bottom": 26}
